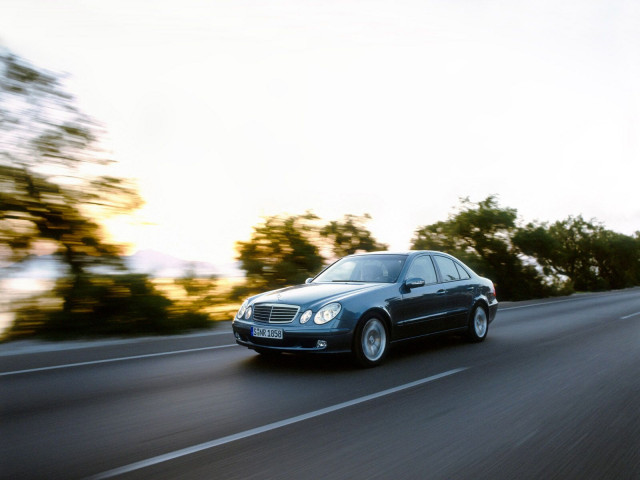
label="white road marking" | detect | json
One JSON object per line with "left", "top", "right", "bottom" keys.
{"left": 513, "top": 429, "right": 539, "bottom": 448}
{"left": 88, "top": 367, "right": 468, "bottom": 480}
{"left": 0, "top": 344, "right": 238, "bottom": 376}
{"left": 499, "top": 290, "right": 639, "bottom": 312}
{"left": 500, "top": 297, "right": 593, "bottom": 311}
{"left": 0, "top": 328, "right": 234, "bottom": 357}
{"left": 621, "top": 311, "right": 640, "bottom": 320}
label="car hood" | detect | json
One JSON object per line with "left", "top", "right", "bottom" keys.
{"left": 251, "top": 282, "right": 384, "bottom": 308}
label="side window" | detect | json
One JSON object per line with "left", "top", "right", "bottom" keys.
{"left": 406, "top": 256, "right": 437, "bottom": 284}
{"left": 455, "top": 262, "right": 471, "bottom": 280}
{"left": 434, "top": 256, "right": 460, "bottom": 282}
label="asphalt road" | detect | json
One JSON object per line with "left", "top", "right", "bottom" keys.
{"left": 1, "top": 289, "right": 639, "bottom": 480}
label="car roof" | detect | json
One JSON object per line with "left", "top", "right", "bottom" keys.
{"left": 348, "top": 250, "right": 452, "bottom": 258}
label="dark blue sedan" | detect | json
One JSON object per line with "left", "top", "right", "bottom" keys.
{"left": 232, "top": 251, "right": 498, "bottom": 366}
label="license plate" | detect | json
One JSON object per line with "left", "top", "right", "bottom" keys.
{"left": 251, "top": 327, "right": 283, "bottom": 339}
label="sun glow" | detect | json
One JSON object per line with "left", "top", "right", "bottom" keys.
{"left": 1, "top": 0, "right": 638, "bottom": 269}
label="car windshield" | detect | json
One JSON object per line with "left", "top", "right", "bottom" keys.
{"left": 314, "top": 254, "right": 407, "bottom": 283}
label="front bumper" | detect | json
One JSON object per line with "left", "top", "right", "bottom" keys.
{"left": 232, "top": 319, "right": 353, "bottom": 354}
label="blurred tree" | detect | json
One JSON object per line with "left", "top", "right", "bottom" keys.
{"left": 0, "top": 51, "right": 142, "bottom": 314}
{"left": 540, "top": 216, "right": 601, "bottom": 291}
{"left": 592, "top": 229, "right": 640, "bottom": 290}
{"left": 515, "top": 216, "right": 640, "bottom": 291}
{"left": 233, "top": 213, "right": 324, "bottom": 298}
{"left": 6, "top": 273, "right": 210, "bottom": 339}
{"left": 320, "top": 213, "right": 388, "bottom": 259}
{"left": 411, "top": 196, "right": 553, "bottom": 300}
{"left": 172, "top": 265, "right": 221, "bottom": 317}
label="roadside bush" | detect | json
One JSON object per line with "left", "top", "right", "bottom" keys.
{"left": 4, "top": 274, "right": 212, "bottom": 340}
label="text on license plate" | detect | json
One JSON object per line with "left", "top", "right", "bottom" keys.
{"left": 251, "top": 327, "right": 283, "bottom": 339}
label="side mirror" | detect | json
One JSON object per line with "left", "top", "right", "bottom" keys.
{"left": 404, "top": 278, "right": 425, "bottom": 290}
{"left": 305, "top": 278, "right": 314, "bottom": 284}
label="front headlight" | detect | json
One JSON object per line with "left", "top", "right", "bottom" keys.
{"left": 314, "top": 303, "right": 341, "bottom": 325}
{"left": 236, "top": 300, "right": 248, "bottom": 320}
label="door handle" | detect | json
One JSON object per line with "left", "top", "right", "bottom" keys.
{"left": 436, "top": 289, "right": 447, "bottom": 295}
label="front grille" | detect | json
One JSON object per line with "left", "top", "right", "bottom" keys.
{"left": 253, "top": 304, "right": 300, "bottom": 323}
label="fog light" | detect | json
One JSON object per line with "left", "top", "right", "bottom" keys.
{"left": 235, "top": 332, "right": 241, "bottom": 340}
{"left": 316, "top": 340, "right": 327, "bottom": 349}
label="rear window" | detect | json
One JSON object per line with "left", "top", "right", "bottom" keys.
{"left": 434, "top": 256, "right": 460, "bottom": 282}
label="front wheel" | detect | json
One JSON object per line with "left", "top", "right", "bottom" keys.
{"left": 354, "top": 315, "right": 388, "bottom": 367}
{"left": 467, "top": 305, "right": 489, "bottom": 342}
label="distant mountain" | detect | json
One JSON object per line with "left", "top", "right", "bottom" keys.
{"left": 126, "top": 249, "right": 244, "bottom": 278}
{"left": 2, "top": 250, "right": 244, "bottom": 279}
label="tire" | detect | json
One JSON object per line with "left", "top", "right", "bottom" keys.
{"left": 467, "top": 305, "right": 489, "bottom": 342}
{"left": 354, "top": 315, "right": 389, "bottom": 367}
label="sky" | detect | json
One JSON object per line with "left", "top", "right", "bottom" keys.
{"left": 1, "top": 0, "right": 639, "bottom": 268}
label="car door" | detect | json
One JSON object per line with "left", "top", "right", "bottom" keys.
{"left": 432, "top": 255, "right": 475, "bottom": 328}
{"left": 392, "top": 255, "right": 450, "bottom": 339}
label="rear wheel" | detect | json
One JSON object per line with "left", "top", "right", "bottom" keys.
{"left": 354, "top": 315, "right": 388, "bottom": 367}
{"left": 467, "top": 305, "right": 488, "bottom": 342}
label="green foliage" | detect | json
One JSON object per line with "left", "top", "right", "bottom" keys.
{"left": 5, "top": 274, "right": 210, "bottom": 340}
{"left": 0, "top": 51, "right": 141, "bottom": 273}
{"left": 170, "top": 266, "right": 240, "bottom": 321}
{"left": 412, "top": 196, "right": 554, "bottom": 300}
{"left": 235, "top": 199, "right": 640, "bottom": 302}
{"left": 413, "top": 199, "right": 640, "bottom": 299}
{"left": 234, "top": 213, "right": 324, "bottom": 297}
{"left": 234, "top": 212, "right": 390, "bottom": 297}
{"left": 592, "top": 230, "right": 640, "bottom": 289}
{"left": 0, "top": 51, "right": 185, "bottom": 340}
{"left": 515, "top": 216, "right": 640, "bottom": 291}
{"left": 320, "top": 213, "right": 388, "bottom": 258}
